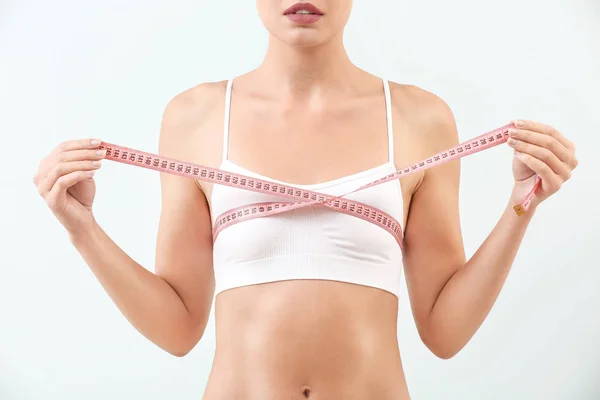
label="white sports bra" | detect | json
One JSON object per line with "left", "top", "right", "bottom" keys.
{"left": 210, "top": 78, "right": 405, "bottom": 297}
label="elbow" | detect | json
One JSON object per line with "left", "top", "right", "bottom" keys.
{"left": 419, "top": 328, "right": 465, "bottom": 360}
{"left": 162, "top": 324, "right": 206, "bottom": 358}
{"left": 429, "top": 344, "right": 461, "bottom": 360}
{"left": 168, "top": 346, "right": 193, "bottom": 358}
{"left": 164, "top": 336, "right": 199, "bottom": 358}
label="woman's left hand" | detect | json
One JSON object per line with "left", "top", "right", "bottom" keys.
{"left": 507, "top": 120, "right": 578, "bottom": 208}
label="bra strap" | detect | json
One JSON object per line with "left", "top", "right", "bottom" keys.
{"left": 382, "top": 79, "right": 395, "bottom": 164}
{"left": 222, "top": 79, "right": 233, "bottom": 161}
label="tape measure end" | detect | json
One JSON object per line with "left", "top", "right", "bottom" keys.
{"left": 513, "top": 205, "right": 525, "bottom": 216}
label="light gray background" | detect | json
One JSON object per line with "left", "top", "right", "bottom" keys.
{"left": 1, "top": 0, "right": 599, "bottom": 399}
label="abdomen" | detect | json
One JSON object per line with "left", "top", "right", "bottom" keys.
{"left": 204, "top": 279, "right": 411, "bottom": 400}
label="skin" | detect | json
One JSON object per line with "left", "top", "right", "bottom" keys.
{"left": 33, "top": 1, "right": 578, "bottom": 399}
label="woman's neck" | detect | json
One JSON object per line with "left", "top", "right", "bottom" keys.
{"left": 255, "top": 33, "right": 360, "bottom": 96}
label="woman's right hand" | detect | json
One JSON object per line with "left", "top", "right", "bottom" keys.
{"left": 33, "top": 139, "right": 106, "bottom": 235}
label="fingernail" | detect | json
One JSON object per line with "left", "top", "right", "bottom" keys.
{"left": 87, "top": 170, "right": 96, "bottom": 176}
{"left": 508, "top": 138, "right": 518, "bottom": 145}
{"left": 514, "top": 120, "right": 524, "bottom": 128}
{"left": 91, "top": 160, "right": 102, "bottom": 167}
{"left": 96, "top": 150, "right": 106, "bottom": 156}
{"left": 91, "top": 139, "right": 100, "bottom": 145}
{"left": 509, "top": 129, "right": 519, "bottom": 137}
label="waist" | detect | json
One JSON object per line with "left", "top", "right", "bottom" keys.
{"left": 205, "top": 280, "right": 410, "bottom": 400}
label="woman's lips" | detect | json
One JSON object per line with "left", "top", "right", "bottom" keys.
{"left": 286, "top": 13, "right": 322, "bottom": 24}
{"left": 284, "top": 2, "right": 323, "bottom": 24}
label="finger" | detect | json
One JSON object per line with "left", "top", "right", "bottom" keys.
{"left": 39, "top": 148, "right": 105, "bottom": 182}
{"left": 45, "top": 171, "right": 94, "bottom": 210}
{"left": 514, "top": 152, "right": 562, "bottom": 193}
{"left": 508, "top": 138, "right": 569, "bottom": 177}
{"left": 513, "top": 120, "right": 574, "bottom": 151}
{"left": 37, "top": 161, "right": 100, "bottom": 195}
{"left": 39, "top": 141, "right": 104, "bottom": 179}
{"left": 58, "top": 148, "right": 107, "bottom": 163}
{"left": 508, "top": 128, "right": 573, "bottom": 165}
{"left": 38, "top": 148, "right": 106, "bottom": 182}
{"left": 53, "top": 138, "right": 103, "bottom": 154}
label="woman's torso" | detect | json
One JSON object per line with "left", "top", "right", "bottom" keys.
{"left": 174, "top": 70, "right": 429, "bottom": 399}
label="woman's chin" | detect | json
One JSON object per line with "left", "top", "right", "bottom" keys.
{"left": 276, "top": 30, "right": 333, "bottom": 48}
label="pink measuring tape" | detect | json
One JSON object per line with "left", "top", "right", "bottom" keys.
{"left": 98, "top": 123, "right": 541, "bottom": 250}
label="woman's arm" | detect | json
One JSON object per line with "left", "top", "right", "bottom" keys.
{"left": 70, "top": 90, "right": 216, "bottom": 357}
{"left": 401, "top": 93, "right": 577, "bottom": 359}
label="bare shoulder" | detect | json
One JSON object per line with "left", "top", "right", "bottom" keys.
{"left": 387, "top": 81, "right": 459, "bottom": 153}
{"left": 159, "top": 80, "right": 228, "bottom": 157}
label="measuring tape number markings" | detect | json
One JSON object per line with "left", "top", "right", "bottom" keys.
{"left": 97, "top": 123, "right": 541, "bottom": 250}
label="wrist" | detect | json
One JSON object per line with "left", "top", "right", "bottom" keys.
{"left": 68, "top": 215, "right": 101, "bottom": 248}
{"left": 508, "top": 186, "right": 539, "bottom": 220}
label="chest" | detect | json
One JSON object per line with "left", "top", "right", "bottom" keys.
{"left": 225, "top": 93, "right": 391, "bottom": 186}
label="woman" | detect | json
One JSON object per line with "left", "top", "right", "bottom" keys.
{"left": 33, "top": 1, "right": 578, "bottom": 399}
